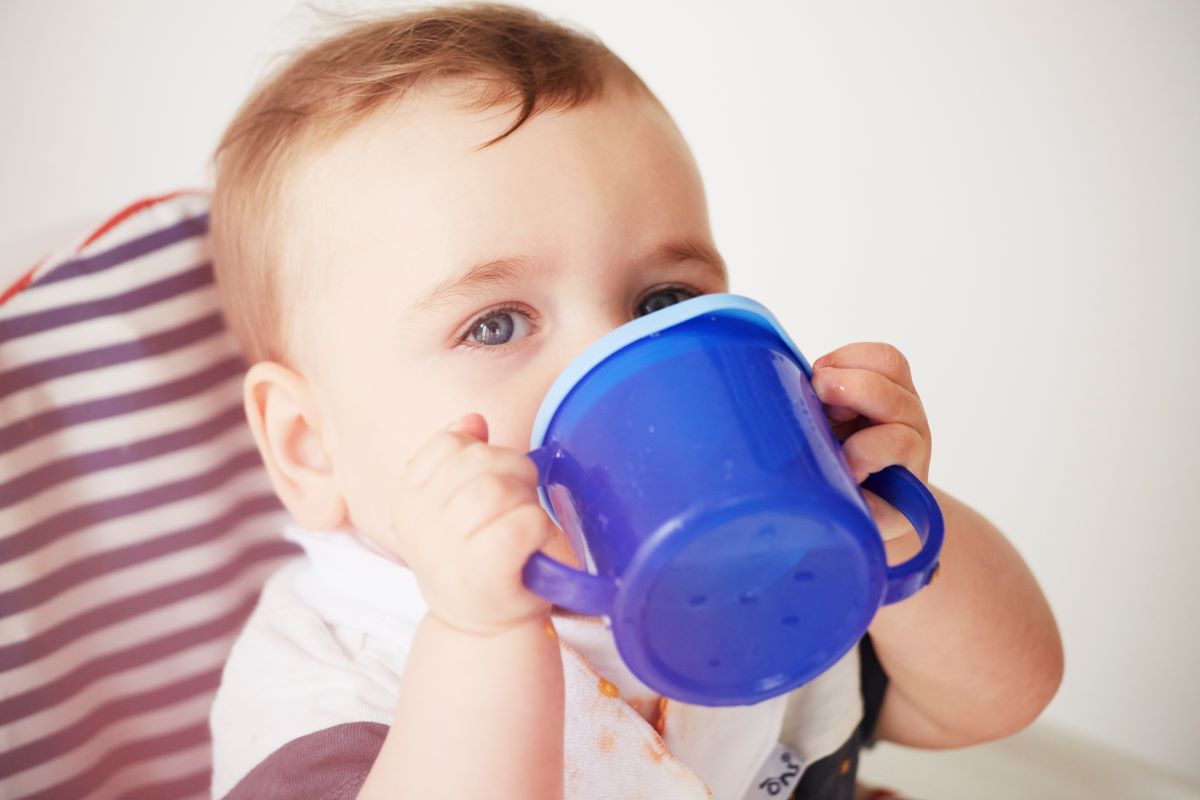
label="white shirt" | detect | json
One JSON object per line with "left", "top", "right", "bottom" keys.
{"left": 209, "top": 522, "right": 864, "bottom": 799}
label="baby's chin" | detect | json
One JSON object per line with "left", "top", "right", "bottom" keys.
{"left": 347, "top": 523, "right": 409, "bottom": 565}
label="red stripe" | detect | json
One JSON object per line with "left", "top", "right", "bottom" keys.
{"left": 0, "top": 266, "right": 38, "bottom": 308}
{"left": 0, "top": 188, "right": 206, "bottom": 310}
{"left": 78, "top": 189, "right": 203, "bottom": 250}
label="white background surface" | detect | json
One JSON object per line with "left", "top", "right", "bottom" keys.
{"left": 2, "top": 0, "right": 1198, "bottom": 793}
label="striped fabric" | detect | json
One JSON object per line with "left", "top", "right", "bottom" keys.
{"left": 1, "top": 190, "right": 298, "bottom": 799}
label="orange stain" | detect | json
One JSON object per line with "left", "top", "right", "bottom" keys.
{"left": 543, "top": 619, "right": 557, "bottom": 639}
{"left": 643, "top": 738, "right": 666, "bottom": 763}
{"left": 839, "top": 757, "right": 852, "bottom": 775}
{"left": 598, "top": 677, "right": 620, "bottom": 698}
{"left": 598, "top": 730, "right": 615, "bottom": 753}
{"left": 654, "top": 697, "right": 669, "bottom": 736}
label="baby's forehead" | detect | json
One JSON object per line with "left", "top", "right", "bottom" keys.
{"left": 344, "top": 79, "right": 516, "bottom": 151}
{"left": 326, "top": 76, "right": 652, "bottom": 169}
{"left": 284, "top": 76, "right": 675, "bottom": 235}
{"left": 275, "top": 77, "right": 700, "bottom": 333}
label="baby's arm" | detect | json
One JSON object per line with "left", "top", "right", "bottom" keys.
{"left": 810, "top": 344, "right": 1062, "bottom": 748}
{"left": 867, "top": 486, "right": 1064, "bottom": 747}
{"left": 357, "top": 414, "right": 564, "bottom": 799}
{"left": 358, "top": 614, "right": 562, "bottom": 798}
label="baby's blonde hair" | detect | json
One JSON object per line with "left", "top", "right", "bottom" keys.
{"left": 209, "top": 2, "right": 652, "bottom": 365}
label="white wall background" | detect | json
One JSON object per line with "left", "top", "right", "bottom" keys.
{"left": 2, "top": 0, "right": 1197, "bottom": 790}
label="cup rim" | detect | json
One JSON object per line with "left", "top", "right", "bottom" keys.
{"left": 529, "top": 292, "right": 811, "bottom": 453}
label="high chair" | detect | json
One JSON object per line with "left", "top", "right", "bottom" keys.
{"left": 1, "top": 190, "right": 296, "bottom": 799}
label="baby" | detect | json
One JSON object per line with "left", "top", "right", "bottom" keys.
{"left": 205, "top": 3, "right": 1064, "bottom": 799}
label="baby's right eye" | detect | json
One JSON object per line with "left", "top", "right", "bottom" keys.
{"left": 462, "top": 303, "right": 534, "bottom": 348}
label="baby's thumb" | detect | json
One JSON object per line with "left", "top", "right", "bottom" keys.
{"left": 448, "top": 412, "right": 489, "bottom": 443}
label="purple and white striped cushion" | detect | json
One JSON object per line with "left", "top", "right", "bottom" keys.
{"left": 1, "top": 190, "right": 298, "bottom": 800}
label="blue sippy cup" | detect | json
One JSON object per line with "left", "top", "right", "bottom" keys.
{"left": 521, "top": 293, "right": 943, "bottom": 707}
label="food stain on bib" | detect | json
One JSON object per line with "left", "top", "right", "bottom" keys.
{"left": 598, "top": 677, "right": 620, "bottom": 698}
{"left": 654, "top": 697, "right": 668, "bottom": 736}
{"left": 598, "top": 729, "right": 615, "bottom": 753}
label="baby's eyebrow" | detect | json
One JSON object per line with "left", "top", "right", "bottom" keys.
{"left": 408, "top": 238, "right": 727, "bottom": 314}
{"left": 408, "top": 255, "right": 546, "bottom": 314}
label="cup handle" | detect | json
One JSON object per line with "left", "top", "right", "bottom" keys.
{"left": 520, "top": 446, "right": 619, "bottom": 617}
{"left": 522, "top": 552, "right": 618, "bottom": 617}
{"left": 861, "top": 465, "right": 945, "bottom": 604}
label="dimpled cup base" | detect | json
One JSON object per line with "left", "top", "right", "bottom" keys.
{"left": 615, "top": 493, "right": 882, "bottom": 706}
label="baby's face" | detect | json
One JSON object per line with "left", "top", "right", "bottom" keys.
{"left": 286, "top": 80, "right": 727, "bottom": 543}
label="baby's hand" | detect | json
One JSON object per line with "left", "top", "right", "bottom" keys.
{"left": 811, "top": 343, "right": 933, "bottom": 542}
{"left": 387, "top": 413, "right": 556, "bottom": 636}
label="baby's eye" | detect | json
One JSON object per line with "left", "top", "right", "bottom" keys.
{"left": 635, "top": 287, "right": 698, "bottom": 318}
{"left": 465, "top": 305, "right": 533, "bottom": 347}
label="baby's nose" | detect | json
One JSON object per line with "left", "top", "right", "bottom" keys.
{"left": 519, "top": 308, "right": 634, "bottom": 449}
{"left": 565, "top": 311, "right": 631, "bottom": 361}
{"left": 534, "top": 311, "right": 627, "bottom": 391}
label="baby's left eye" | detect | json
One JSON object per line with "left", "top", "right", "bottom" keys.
{"left": 635, "top": 287, "right": 697, "bottom": 318}
{"left": 465, "top": 306, "right": 533, "bottom": 347}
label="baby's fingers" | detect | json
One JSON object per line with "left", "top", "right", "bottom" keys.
{"left": 472, "top": 502, "right": 557, "bottom": 576}
{"left": 427, "top": 443, "right": 540, "bottom": 509}
{"left": 822, "top": 402, "right": 859, "bottom": 424}
{"left": 841, "top": 421, "right": 930, "bottom": 484}
{"left": 402, "top": 414, "right": 489, "bottom": 487}
{"left": 446, "top": 503, "right": 556, "bottom": 633}
{"left": 813, "top": 367, "right": 925, "bottom": 433}
{"left": 443, "top": 474, "right": 536, "bottom": 539}
{"left": 812, "top": 342, "right": 916, "bottom": 394}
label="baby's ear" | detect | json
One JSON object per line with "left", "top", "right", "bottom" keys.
{"left": 242, "top": 361, "right": 347, "bottom": 530}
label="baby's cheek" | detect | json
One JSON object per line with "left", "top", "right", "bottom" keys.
{"left": 334, "top": 430, "right": 403, "bottom": 540}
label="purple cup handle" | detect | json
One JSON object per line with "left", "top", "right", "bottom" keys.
{"left": 860, "top": 465, "right": 945, "bottom": 604}
{"left": 521, "top": 446, "right": 618, "bottom": 617}
{"left": 522, "top": 552, "right": 618, "bottom": 617}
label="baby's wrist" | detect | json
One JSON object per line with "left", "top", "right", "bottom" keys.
{"left": 425, "top": 607, "right": 552, "bottom": 641}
